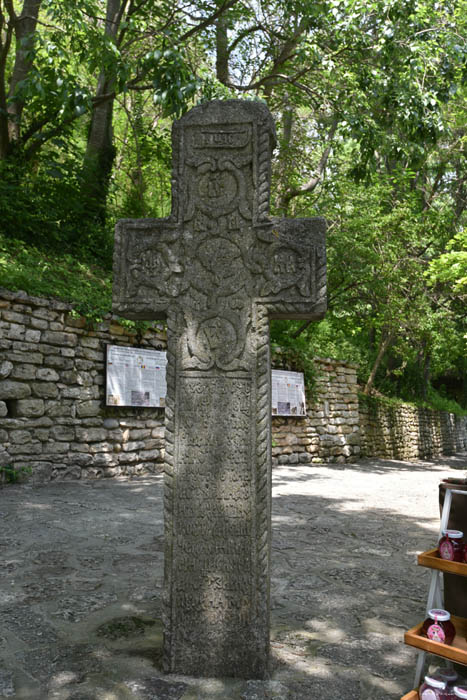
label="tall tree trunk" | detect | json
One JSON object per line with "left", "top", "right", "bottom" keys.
{"left": 82, "top": 0, "right": 123, "bottom": 223}
{"left": 7, "top": 0, "right": 42, "bottom": 144}
{"left": 215, "top": 12, "right": 229, "bottom": 84}
{"left": 363, "top": 330, "right": 395, "bottom": 395}
{"left": 0, "top": 0, "right": 41, "bottom": 158}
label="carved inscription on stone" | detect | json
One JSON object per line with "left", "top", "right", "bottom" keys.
{"left": 172, "top": 374, "right": 255, "bottom": 673}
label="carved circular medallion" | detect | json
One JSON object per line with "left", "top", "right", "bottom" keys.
{"left": 197, "top": 168, "right": 238, "bottom": 216}
{"left": 196, "top": 316, "right": 238, "bottom": 365}
{"left": 197, "top": 237, "right": 244, "bottom": 296}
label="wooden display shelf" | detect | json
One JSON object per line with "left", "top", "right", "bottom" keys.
{"left": 400, "top": 691, "right": 418, "bottom": 700}
{"left": 405, "top": 614, "right": 467, "bottom": 666}
{"left": 418, "top": 548, "right": 467, "bottom": 577}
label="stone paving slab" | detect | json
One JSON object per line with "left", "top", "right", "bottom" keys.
{"left": 0, "top": 453, "right": 466, "bottom": 699}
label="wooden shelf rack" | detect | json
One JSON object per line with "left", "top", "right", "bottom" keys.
{"left": 400, "top": 486, "right": 467, "bottom": 700}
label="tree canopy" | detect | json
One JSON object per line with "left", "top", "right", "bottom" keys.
{"left": 0, "top": 0, "right": 465, "bottom": 409}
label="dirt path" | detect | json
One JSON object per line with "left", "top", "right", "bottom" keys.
{"left": 0, "top": 453, "right": 466, "bottom": 699}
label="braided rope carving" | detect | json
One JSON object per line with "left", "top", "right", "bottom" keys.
{"left": 162, "top": 308, "right": 177, "bottom": 672}
{"left": 255, "top": 303, "right": 271, "bottom": 659}
{"left": 257, "top": 121, "right": 271, "bottom": 223}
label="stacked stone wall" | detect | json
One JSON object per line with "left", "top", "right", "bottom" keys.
{"left": 0, "top": 289, "right": 465, "bottom": 482}
{"left": 0, "top": 289, "right": 166, "bottom": 482}
{"left": 359, "top": 396, "right": 467, "bottom": 461}
{"left": 272, "top": 358, "right": 360, "bottom": 465}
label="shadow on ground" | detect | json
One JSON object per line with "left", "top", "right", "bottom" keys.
{"left": 0, "top": 453, "right": 466, "bottom": 699}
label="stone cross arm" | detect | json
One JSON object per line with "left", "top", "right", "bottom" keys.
{"left": 113, "top": 215, "right": 326, "bottom": 322}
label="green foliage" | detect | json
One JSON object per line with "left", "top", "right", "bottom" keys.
{"left": 0, "top": 234, "right": 112, "bottom": 321}
{"left": 0, "top": 464, "right": 32, "bottom": 485}
{"left": 425, "top": 386, "right": 467, "bottom": 416}
{"left": 0, "top": 153, "right": 113, "bottom": 267}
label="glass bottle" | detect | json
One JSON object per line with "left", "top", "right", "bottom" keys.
{"left": 421, "top": 609, "right": 456, "bottom": 645}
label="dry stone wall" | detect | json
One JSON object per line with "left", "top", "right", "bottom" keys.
{"left": 0, "top": 288, "right": 166, "bottom": 482}
{"left": 0, "top": 289, "right": 465, "bottom": 482}
{"left": 359, "top": 395, "right": 467, "bottom": 460}
{"left": 272, "top": 358, "right": 360, "bottom": 465}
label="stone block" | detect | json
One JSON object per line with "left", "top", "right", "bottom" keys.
{"left": 130, "top": 429, "right": 151, "bottom": 440}
{"left": 28, "top": 461, "right": 53, "bottom": 483}
{"left": 75, "top": 359, "right": 93, "bottom": 371}
{"left": 9, "top": 442, "right": 42, "bottom": 455}
{"left": 29, "top": 416, "right": 53, "bottom": 427}
{"left": 25, "top": 329, "right": 41, "bottom": 343}
{"left": 0, "top": 360, "right": 13, "bottom": 379}
{"left": 34, "top": 429, "right": 50, "bottom": 441}
{"left": 118, "top": 452, "right": 139, "bottom": 463}
{"left": 81, "top": 348, "right": 104, "bottom": 362}
{"left": 89, "top": 442, "right": 113, "bottom": 453}
{"left": 7, "top": 323, "right": 25, "bottom": 340}
{"left": 142, "top": 439, "right": 161, "bottom": 450}
{"left": 77, "top": 372, "right": 93, "bottom": 387}
{"left": 46, "top": 356, "right": 74, "bottom": 369}
{"left": 140, "top": 449, "right": 160, "bottom": 461}
{"left": 76, "top": 400, "right": 101, "bottom": 418}
{"left": 103, "top": 418, "right": 120, "bottom": 430}
{"left": 60, "top": 386, "right": 81, "bottom": 399}
{"left": 44, "top": 442, "right": 70, "bottom": 454}
{"left": 80, "top": 337, "right": 100, "bottom": 349}
{"left": 0, "top": 380, "right": 31, "bottom": 399}
{"left": 50, "top": 425, "right": 75, "bottom": 441}
{"left": 10, "top": 430, "right": 32, "bottom": 443}
{"left": 10, "top": 364, "right": 36, "bottom": 380}
{"left": 2, "top": 310, "right": 27, "bottom": 324}
{"left": 36, "top": 367, "right": 60, "bottom": 382}
{"left": 41, "top": 331, "right": 77, "bottom": 347}
{"left": 76, "top": 427, "right": 107, "bottom": 442}
{"left": 45, "top": 401, "right": 72, "bottom": 418}
{"left": 0, "top": 401, "right": 7, "bottom": 417}
{"left": 122, "top": 440, "right": 145, "bottom": 452}
{"left": 30, "top": 317, "right": 48, "bottom": 330}
{"left": 31, "top": 382, "right": 58, "bottom": 399}
{"left": 92, "top": 453, "right": 119, "bottom": 468}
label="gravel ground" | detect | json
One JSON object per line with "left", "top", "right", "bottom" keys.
{"left": 0, "top": 452, "right": 466, "bottom": 700}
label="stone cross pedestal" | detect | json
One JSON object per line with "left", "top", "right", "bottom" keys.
{"left": 113, "top": 100, "right": 326, "bottom": 678}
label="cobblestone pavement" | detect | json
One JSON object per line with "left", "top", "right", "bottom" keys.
{"left": 0, "top": 453, "right": 466, "bottom": 700}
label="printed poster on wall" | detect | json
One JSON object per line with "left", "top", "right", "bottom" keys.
{"left": 271, "top": 369, "right": 306, "bottom": 416}
{"left": 106, "top": 345, "right": 167, "bottom": 408}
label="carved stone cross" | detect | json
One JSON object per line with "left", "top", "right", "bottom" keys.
{"left": 113, "top": 100, "right": 326, "bottom": 678}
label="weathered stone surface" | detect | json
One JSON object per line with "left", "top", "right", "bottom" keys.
{"left": 103, "top": 417, "right": 120, "bottom": 430}
{"left": 0, "top": 401, "right": 7, "bottom": 417}
{"left": 31, "top": 381, "right": 58, "bottom": 398}
{"left": 41, "top": 330, "right": 77, "bottom": 347}
{"left": 113, "top": 100, "right": 327, "bottom": 678}
{"left": 75, "top": 427, "right": 106, "bottom": 442}
{"left": 0, "top": 380, "right": 31, "bottom": 399}
{"left": 50, "top": 425, "right": 75, "bottom": 441}
{"left": 36, "top": 367, "right": 60, "bottom": 382}
{"left": 76, "top": 400, "right": 101, "bottom": 418}
{"left": 0, "top": 360, "right": 13, "bottom": 379}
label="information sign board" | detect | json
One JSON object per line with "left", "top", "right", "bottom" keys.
{"left": 271, "top": 369, "right": 306, "bottom": 416}
{"left": 106, "top": 346, "right": 305, "bottom": 416}
{"left": 106, "top": 345, "right": 167, "bottom": 407}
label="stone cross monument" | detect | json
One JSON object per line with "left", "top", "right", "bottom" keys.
{"left": 113, "top": 100, "right": 326, "bottom": 678}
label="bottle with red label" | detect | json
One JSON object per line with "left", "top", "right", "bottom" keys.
{"left": 439, "top": 530, "right": 464, "bottom": 562}
{"left": 419, "top": 673, "right": 456, "bottom": 699}
{"left": 421, "top": 609, "right": 456, "bottom": 645}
